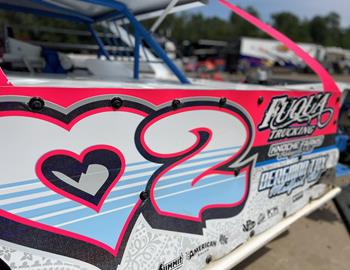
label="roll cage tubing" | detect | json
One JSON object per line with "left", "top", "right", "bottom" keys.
{"left": 0, "top": 0, "right": 340, "bottom": 91}
{"left": 0, "top": 0, "right": 190, "bottom": 84}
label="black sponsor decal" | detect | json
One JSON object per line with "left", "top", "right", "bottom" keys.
{"left": 257, "top": 213, "right": 266, "bottom": 225}
{"left": 259, "top": 155, "right": 328, "bottom": 198}
{"left": 292, "top": 191, "right": 304, "bottom": 203}
{"left": 159, "top": 254, "right": 184, "bottom": 270}
{"left": 185, "top": 241, "right": 217, "bottom": 260}
{"left": 219, "top": 234, "right": 228, "bottom": 245}
{"left": 257, "top": 207, "right": 279, "bottom": 226}
{"left": 258, "top": 94, "right": 333, "bottom": 141}
{"left": 267, "top": 207, "right": 279, "bottom": 219}
{"left": 268, "top": 136, "right": 324, "bottom": 159}
{"left": 242, "top": 220, "right": 256, "bottom": 232}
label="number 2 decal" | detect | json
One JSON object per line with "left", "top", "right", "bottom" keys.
{"left": 0, "top": 97, "right": 255, "bottom": 261}
{"left": 136, "top": 100, "right": 255, "bottom": 222}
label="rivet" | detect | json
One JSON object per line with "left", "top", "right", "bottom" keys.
{"left": 283, "top": 211, "right": 287, "bottom": 218}
{"left": 111, "top": 97, "right": 123, "bottom": 109}
{"left": 28, "top": 97, "right": 44, "bottom": 112}
{"left": 249, "top": 230, "right": 255, "bottom": 238}
{"left": 257, "top": 96, "right": 264, "bottom": 105}
{"left": 205, "top": 255, "right": 212, "bottom": 264}
{"left": 219, "top": 97, "right": 227, "bottom": 106}
{"left": 139, "top": 191, "right": 149, "bottom": 201}
{"left": 172, "top": 99, "right": 181, "bottom": 109}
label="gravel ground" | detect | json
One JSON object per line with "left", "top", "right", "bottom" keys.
{"left": 234, "top": 202, "right": 350, "bottom": 270}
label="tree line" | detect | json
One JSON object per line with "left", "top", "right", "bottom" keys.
{"left": 155, "top": 7, "right": 350, "bottom": 49}
{"left": 0, "top": 7, "right": 349, "bottom": 49}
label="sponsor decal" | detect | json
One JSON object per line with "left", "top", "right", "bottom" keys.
{"left": 257, "top": 207, "right": 279, "bottom": 225}
{"left": 258, "top": 94, "right": 333, "bottom": 141}
{"left": 219, "top": 234, "right": 228, "bottom": 245}
{"left": 268, "top": 136, "right": 324, "bottom": 159}
{"left": 185, "top": 241, "right": 217, "bottom": 260}
{"left": 292, "top": 191, "right": 304, "bottom": 203}
{"left": 159, "top": 254, "right": 184, "bottom": 270}
{"left": 242, "top": 220, "right": 256, "bottom": 232}
{"left": 259, "top": 155, "right": 328, "bottom": 198}
{"left": 267, "top": 207, "right": 279, "bottom": 219}
{"left": 257, "top": 213, "right": 266, "bottom": 225}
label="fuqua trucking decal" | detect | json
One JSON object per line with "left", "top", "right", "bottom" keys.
{"left": 258, "top": 94, "right": 334, "bottom": 141}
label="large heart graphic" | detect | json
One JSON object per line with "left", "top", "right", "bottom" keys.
{"left": 36, "top": 145, "right": 125, "bottom": 212}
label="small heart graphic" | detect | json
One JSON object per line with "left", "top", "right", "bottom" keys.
{"left": 36, "top": 145, "right": 125, "bottom": 212}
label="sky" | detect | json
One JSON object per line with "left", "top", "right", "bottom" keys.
{"left": 187, "top": 0, "right": 350, "bottom": 27}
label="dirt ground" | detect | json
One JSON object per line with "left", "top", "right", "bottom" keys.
{"left": 234, "top": 202, "right": 350, "bottom": 270}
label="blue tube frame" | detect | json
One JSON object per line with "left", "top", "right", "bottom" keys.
{"left": 133, "top": 31, "right": 140, "bottom": 80}
{"left": 79, "top": 0, "right": 190, "bottom": 84}
{"left": 88, "top": 24, "right": 111, "bottom": 60}
{"left": 0, "top": 0, "right": 190, "bottom": 84}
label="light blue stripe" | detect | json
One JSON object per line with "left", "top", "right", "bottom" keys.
{"left": 123, "top": 149, "right": 234, "bottom": 177}
{"left": 22, "top": 184, "right": 144, "bottom": 219}
{"left": 0, "top": 151, "right": 233, "bottom": 200}
{"left": 6, "top": 158, "right": 230, "bottom": 216}
{"left": 124, "top": 146, "right": 237, "bottom": 168}
{"left": 0, "top": 146, "right": 238, "bottom": 190}
{"left": 2, "top": 194, "right": 63, "bottom": 210}
{"left": 0, "top": 187, "right": 48, "bottom": 200}
{"left": 39, "top": 192, "right": 140, "bottom": 226}
{"left": 0, "top": 179, "right": 38, "bottom": 189}
{"left": 156, "top": 174, "right": 245, "bottom": 217}
{"left": 43, "top": 173, "right": 240, "bottom": 226}
{"left": 155, "top": 173, "right": 242, "bottom": 197}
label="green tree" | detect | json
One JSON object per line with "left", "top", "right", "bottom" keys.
{"left": 271, "top": 12, "right": 309, "bottom": 41}
{"left": 309, "top": 16, "right": 329, "bottom": 44}
{"left": 324, "top": 12, "right": 342, "bottom": 46}
{"left": 229, "top": 6, "right": 262, "bottom": 38}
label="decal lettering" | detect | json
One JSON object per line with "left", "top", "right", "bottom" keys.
{"left": 159, "top": 254, "right": 184, "bottom": 270}
{"left": 185, "top": 241, "right": 217, "bottom": 260}
{"left": 258, "top": 94, "right": 333, "bottom": 141}
{"left": 242, "top": 220, "right": 255, "bottom": 232}
{"left": 257, "top": 213, "right": 266, "bottom": 225}
{"left": 267, "top": 206, "right": 279, "bottom": 219}
{"left": 259, "top": 155, "right": 328, "bottom": 197}
{"left": 292, "top": 191, "right": 304, "bottom": 203}
{"left": 268, "top": 136, "right": 324, "bottom": 159}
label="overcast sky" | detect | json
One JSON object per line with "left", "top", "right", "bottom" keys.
{"left": 188, "top": 0, "right": 350, "bottom": 27}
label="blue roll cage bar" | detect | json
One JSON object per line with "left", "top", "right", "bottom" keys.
{"left": 0, "top": 0, "right": 190, "bottom": 84}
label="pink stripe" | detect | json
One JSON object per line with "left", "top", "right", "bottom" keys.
{"left": 219, "top": 0, "right": 340, "bottom": 93}
{"left": 0, "top": 68, "right": 12, "bottom": 86}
